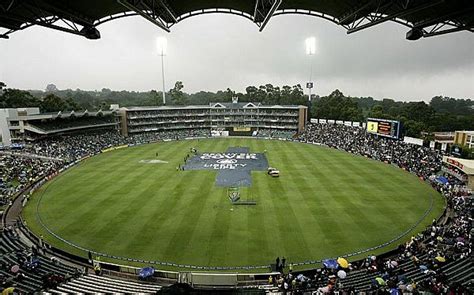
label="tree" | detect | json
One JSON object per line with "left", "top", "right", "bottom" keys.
{"left": 311, "top": 89, "right": 363, "bottom": 121}
{"left": 0, "top": 88, "right": 40, "bottom": 108}
{"left": 40, "top": 94, "right": 68, "bottom": 112}
{"left": 245, "top": 86, "right": 258, "bottom": 101}
{"left": 45, "top": 84, "right": 58, "bottom": 92}
{"left": 169, "top": 81, "right": 186, "bottom": 105}
{"left": 0, "top": 82, "right": 5, "bottom": 90}
{"left": 402, "top": 119, "right": 427, "bottom": 137}
{"left": 149, "top": 90, "right": 163, "bottom": 106}
{"left": 225, "top": 88, "right": 235, "bottom": 102}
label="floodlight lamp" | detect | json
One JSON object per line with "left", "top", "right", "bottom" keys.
{"left": 156, "top": 37, "right": 167, "bottom": 55}
{"left": 305, "top": 37, "right": 316, "bottom": 55}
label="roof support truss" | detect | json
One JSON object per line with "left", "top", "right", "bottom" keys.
{"left": 422, "top": 20, "right": 474, "bottom": 38}
{"left": 0, "top": 0, "right": 99, "bottom": 39}
{"left": 155, "top": 0, "right": 177, "bottom": 23}
{"left": 0, "top": 0, "right": 17, "bottom": 12}
{"left": 1, "top": 0, "right": 473, "bottom": 40}
{"left": 116, "top": 0, "right": 171, "bottom": 32}
{"left": 345, "top": 0, "right": 445, "bottom": 34}
{"left": 254, "top": 0, "right": 282, "bottom": 31}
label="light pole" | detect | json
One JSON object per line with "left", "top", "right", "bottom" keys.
{"left": 305, "top": 37, "right": 316, "bottom": 104}
{"left": 305, "top": 37, "right": 316, "bottom": 120}
{"left": 156, "top": 37, "right": 167, "bottom": 105}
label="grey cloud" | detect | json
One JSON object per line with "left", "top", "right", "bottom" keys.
{"left": 1, "top": 13, "right": 473, "bottom": 101}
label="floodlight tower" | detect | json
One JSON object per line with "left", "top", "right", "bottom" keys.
{"left": 156, "top": 37, "right": 167, "bottom": 105}
{"left": 305, "top": 37, "right": 316, "bottom": 104}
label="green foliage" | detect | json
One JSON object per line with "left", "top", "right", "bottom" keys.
{"left": 311, "top": 89, "right": 364, "bottom": 122}
{"left": 170, "top": 81, "right": 186, "bottom": 105}
{"left": 40, "top": 93, "right": 79, "bottom": 112}
{"left": 430, "top": 96, "right": 473, "bottom": 116}
{"left": 459, "top": 145, "right": 474, "bottom": 159}
{"left": 0, "top": 88, "right": 41, "bottom": 108}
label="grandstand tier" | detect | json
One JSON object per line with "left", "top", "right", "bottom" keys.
{"left": 118, "top": 102, "right": 308, "bottom": 137}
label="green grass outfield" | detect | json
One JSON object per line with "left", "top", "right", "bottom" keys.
{"left": 23, "top": 138, "right": 445, "bottom": 271}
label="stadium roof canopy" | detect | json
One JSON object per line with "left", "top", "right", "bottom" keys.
{"left": 1, "top": 0, "right": 473, "bottom": 40}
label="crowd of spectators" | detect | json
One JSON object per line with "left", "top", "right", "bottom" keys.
{"left": 0, "top": 155, "right": 61, "bottom": 208}
{"left": 0, "top": 124, "right": 471, "bottom": 294}
{"left": 27, "top": 130, "right": 129, "bottom": 162}
{"left": 274, "top": 123, "right": 472, "bottom": 294}
{"left": 256, "top": 129, "right": 296, "bottom": 139}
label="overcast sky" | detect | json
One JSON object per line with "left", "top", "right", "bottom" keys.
{"left": 1, "top": 14, "right": 473, "bottom": 101}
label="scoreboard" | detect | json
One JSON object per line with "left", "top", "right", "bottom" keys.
{"left": 366, "top": 118, "right": 401, "bottom": 139}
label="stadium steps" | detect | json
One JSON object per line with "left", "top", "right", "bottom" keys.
{"left": 445, "top": 259, "right": 473, "bottom": 281}
{"left": 69, "top": 276, "right": 154, "bottom": 293}
{"left": 1, "top": 232, "right": 25, "bottom": 253}
{"left": 52, "top": 274, "right": 162, "bottom": 293}
{"left": 36, "top": 256, "right": 78, "bottom": 276}
{"left": 0, "top": 269, "right": 42, "bottom": 292}
{"left": 0, "top": 231, "right": 84, "bottom": 293}
{"left": 81, "top": 274, "right": 162, "bottom": 291}
{"left": 0, "top": 269, "right": 37, "bottom": 293}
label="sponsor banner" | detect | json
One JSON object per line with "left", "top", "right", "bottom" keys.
{"left": 344, "top": 121, "right": 352, "bottom": 126}
{"left": 101, "top": 145, "right": 128, "bottom": 153}
{"left": 233, "top": 127, "right": 251, "bottom": 132}
{"left": 336, "top": 120, "right": 344, "bottom": 125}
{"left": 446, "top": 157, "right": 464, "bottom": 169}
{"left": 403, "top": 136, "right": 423, "bottom": 146}
{"left": 310, "top": 118, "right": 318, "bottom": 124}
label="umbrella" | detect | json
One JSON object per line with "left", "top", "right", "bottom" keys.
{"left": 2, "top": 287, "right": 15, "bottom": 294}
{"left": 390, "top": 260, "right": 398, "bottom": 267}
{"left": 337, "top": 257, "right": 349, "bottom": 268}
{"left": 10, "top": 265, "right": 19, "bottom": 273}
{"left": 337, "top": 270, "right": 347, "bottom": 279}
{"left": 318, "top": 286, "right": 330, "bottom": 293}
{"left": 375, "top": 277, "right": 386, "bottom": 286}
{"left": 435, "top": 176, "right": 449, "bottom": 185}
{"left": 138, "top": 266, "right": 155, "bottom": 279}
{"left": 323, "top": 259, "right": 338, "bottom": 269}
{"left": 435, "top": 256, "right": 446, "bottom": 263}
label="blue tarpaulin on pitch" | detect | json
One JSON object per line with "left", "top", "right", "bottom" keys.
{"left": 138, "top": 267, "right": 155, "bottom": 278}
{"left": 323, "top": 259, "right": 338, "bottom": 269}
{"left": 435, "top": 176, "right": 449, "bottom": 185}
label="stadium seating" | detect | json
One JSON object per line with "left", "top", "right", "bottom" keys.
{"left": 1, "top": 126, "right": 472, "bottom": 294}
{"left": 50, "top": 274, "right": 162, "bottom": 293}
{"left": 0, "top": 229, "right": 81, "bottom": 291}
{"left": 1, "top": 228, "right": 163, "bottom": 293}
